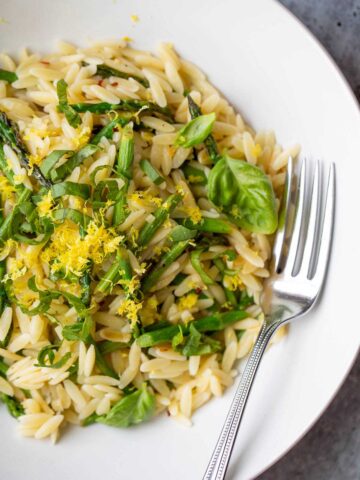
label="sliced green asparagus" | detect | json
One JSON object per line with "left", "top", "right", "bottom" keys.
{"left": 137, "top": 193, "right": 182, "bottom": 247}
{"left": 187, "top": 95, "right": 220, "bottom": 163}
{"left": 0, "top": 112, "right": 51, "bottom": 187}
{"left": 94, "top": 64, "right": 149, "bottom": 88}
{"left": 137, "top": 310, "right": 248, "bottom": 347}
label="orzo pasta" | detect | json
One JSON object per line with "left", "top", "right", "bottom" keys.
{"left": 0, "top": 39, "right": 299, "bottom": 441}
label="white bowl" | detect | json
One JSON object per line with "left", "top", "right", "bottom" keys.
{"left": 0, "top": 1, "right": 359, "bottom": 479}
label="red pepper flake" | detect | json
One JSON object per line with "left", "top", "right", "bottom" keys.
{"left": 40, "top": 61, "right": 50, "bottom": 65}
{"left": 97, "top": 79, "right": 104, "bottom": 86}
{"left": 195, "top": 288, "right": 202, "bottom": 295}
{"left": 111, "top": 82, "right": 118, "bottom": 87}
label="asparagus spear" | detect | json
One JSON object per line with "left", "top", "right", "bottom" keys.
{"left": 137, "top": 193, "right": 182, "bottom": 248}
{"left": 213, "top": 257, "right": 238, "bottom": 307}
{"left": 140, "top": 159, "right": 165, "bottom": 185}
{"left": 142, "top": 239, "right": 191, "bottom": 293}
{"left": 96, "top": 249, "right": 132, "bottom": 294}
{"left": 90, "top": 116, "right": 130, "bottom": 146}
{"left": 79, "top": 269, "right": 92, "bottom": 307}
{"left": 71, "top": 100, "right": 173, "bottom": 122}
{"left": 190, "top": 249, "right": 215, "bottom": 286}
{"left": 0, "top": 112, "right": 51, "bottom": 187}
{"left": 0, "top": 69, "right": 18, "bottom": 84}
{"left": 0, "top": 187, "right": 32, "bottom": 243}
{"left": 113, "top": 123, "right": 134, "bottom": 226}
{"left": 187, "top": 95, "right": 220, "bottom": 163}
{"left": 137, "top": 310, "right": 248, "bottom": 347}
{"left": 0, "top": 143, "right": 25, "bottom": 193}
{"left": 94, "top": 64, "right": 150, "bottom": 88}
{"left": 116, "top": 123, "right": 134, "bottom": 180}
{"left": 180, "top": 217, "right": 232, "bottom": 234}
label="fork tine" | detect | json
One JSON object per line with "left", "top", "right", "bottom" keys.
{"left": 272, "top": 157, "right": 294, "bottom": 273}
{"left": 283, "top": 158, "right": 307, "bottom": 275}
{"left": 299, "top": 161, "right": 320, "bottom": 278}
{"left": 312, "top": 163, "right": 335, "bottom": 287}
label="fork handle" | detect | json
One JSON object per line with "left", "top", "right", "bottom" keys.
{"left": 203, "top": 321, "right": 279, "bottom": 480}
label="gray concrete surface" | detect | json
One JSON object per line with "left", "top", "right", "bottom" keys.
{"left": 257, "top": 1, "right": 360, "bottom": 479}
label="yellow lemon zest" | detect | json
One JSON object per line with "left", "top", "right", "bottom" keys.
{"left": 118, "top": 275, "right": 140, "bottom": 295}
{"left": 129, "top": 226, "right": 138, "bottom": 248}
{"left": 4, "top": 258, "right": 27, "bottom": 282}
{"left": 118, "top": 299, "right": 142, "bottom": 327}
{"left": 0, "top": 176, "right": 15, "bottom": 202}
{"left": 183, "top": 205, "right": 202, "bottom": 224}
{"left": 13, "top": 174, "right": 27, "bottom": 184}
{"left": 128, "top": 191, "right": 162, "bottom": 208}
{"left": 139, "top": 295, "right": 160, "bottom": 326}
{"left": 41, "top": 219, "right": 124, "bottom": 276}
{"left": 175, "top": 184, "right": 185, "bottom": 196}
{"left": 250, "top": 143, "right": 262, "bottom": 159}
{"left": 72, "top": 126, "right": 91, "bottom": 149}
{"left": 223, "top": 274, "right": 243, "bottom": 291}
{"left": 0, "top": 239, "right": 17, "bottom": 260}
{"left": 37, "top": 190, "right": 55, "bottom": 217}
{"left": 178, "top": 293, "right": 198, "bottom": 311}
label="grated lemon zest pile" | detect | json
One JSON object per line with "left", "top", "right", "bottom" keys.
{"left": 118, "top": 275, "right": 140, "bottom": 295}
{"left": 118, "top": 298, "right": 142, "bottom": 326}
{"left": 41, "top": 220, "right": 124, "bottom": 276}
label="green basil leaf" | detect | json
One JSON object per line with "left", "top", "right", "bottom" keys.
{"left": 50, "top": 144, "right": 99, "bottom": 182}
{"left": 171, "top": 326, "right": 184, "bottom": 350}
{"left": 169, "top": 225, "right": 196, "bottom": 242}
{"left": 56, "top": 79, "right": 81, "bottom": 128}
{"left": 0, "top": 69, "right": 18, "bottom": 84}
{"left": 181, "top": 323, "right": 221, "bottom": 357}
{"left": 97, "top": 384, "right": 155, "bottom": 428}
{"left": 40, "top": 150, "right": 72, "bottom": 179}
{"left": 98, "top": 340, "right": 129, "bottom": 355}
{"left": 51, "top": 181, "right": 91, "bottom": 200}
{"left": 52, "top": 208, "right": 92, "bottom": 231}
{"left": 208, "top": 154, "right": 278, "bottom": 234}
{"left": 175, "top": 112, "right": 216, "bottom": 148}
{"left": 35, "top": 344, "right": 71, "bottom": 369}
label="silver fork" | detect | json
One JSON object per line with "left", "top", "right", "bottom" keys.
{"left": 203, "top": 157, "right": 336, "bottom": 480}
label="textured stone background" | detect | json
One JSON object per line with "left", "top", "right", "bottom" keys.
{"left": 257, "top": 1, "right": 360, "bottom": 479}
